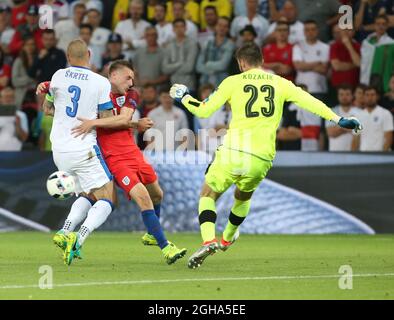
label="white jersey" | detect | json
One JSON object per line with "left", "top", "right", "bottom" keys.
{"left": 49, "top": 66, "right": 112, "bottom": 153}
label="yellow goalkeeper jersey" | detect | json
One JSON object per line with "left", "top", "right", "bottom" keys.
{"left": 182, "top": 68, "right": 340, "bottom": 161}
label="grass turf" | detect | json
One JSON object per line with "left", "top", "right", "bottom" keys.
{"left": 0, "top": 232, "right": 393, "bottom": 300}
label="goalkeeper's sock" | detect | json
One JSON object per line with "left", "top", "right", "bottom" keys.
{"left": 77, "top": 199, "right": 113, "bottom": 246}
{"left": 61, "top": 196, "right": 93, "bottom": 235}
{"left": 153, "top": 203, "right": 161, "bottom": 219}
{"left": 223, "top": 198, "right": 251, "bottom": 242}
{"left": 198, "top": 197, "right": 217, "bottom": 243}
{"left": 141, "top": 209, "right": 168, "bottom": 249}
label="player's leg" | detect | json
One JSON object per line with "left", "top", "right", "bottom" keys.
{"left": 63, "top": 146, "right": 116, "bottom": 265}
{"left": 220, "top": 155, "right": 273, "bottom": 251}
{"left": 129, "top": 183, "right": 187, "bottom": 264}
{"left": 143, "top": 181, "right": 164, "bottom": 246}
{"left": 52, "top": 152, "right": 94, "bottom": 253}
{"left": 220, "top": 188, "right": 253, "bottom": 251}
{"left": 188, "top": 148, "right": 234, "bottom": 269}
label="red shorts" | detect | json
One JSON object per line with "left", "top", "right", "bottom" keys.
{"left": 105, "top": 150, "right": 157, "bottom": 199}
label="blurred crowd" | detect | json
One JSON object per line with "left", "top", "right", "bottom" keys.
{"left": 0, "top": 0, "right": 393, "bottom": 153}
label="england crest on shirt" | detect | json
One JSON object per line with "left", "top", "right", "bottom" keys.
{"left": 116, "top": 96, "right": 126, "bottom": 107}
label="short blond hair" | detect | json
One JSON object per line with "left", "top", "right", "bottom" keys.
{"left": 67, "top": 39, "right": 89, "bottom": 60}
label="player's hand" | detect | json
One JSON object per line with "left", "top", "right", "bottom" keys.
{"left": 71, "top": 117, "right": 95, "bottom": 139}
{"left": 338, "top": 116, "right": 363, "bottom": 133}
{"left": 36, "top": 81, "right": 50, "bottom": 95}
{"left": 169, "top": 84, "right": 189, "bottom": 103}
{"left": 137, "top": 117, "right": 154, "bottom": 132}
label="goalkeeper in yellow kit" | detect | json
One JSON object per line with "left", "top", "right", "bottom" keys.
{"left": 169, "top": 43, "right": 363, "bottom": 269}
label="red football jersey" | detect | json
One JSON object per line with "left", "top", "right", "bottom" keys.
{"left": 97, "top": 89, "right": 140, "bottom": 156}
{"left": 263, "top": 43, "right": 295, "bottom": 81}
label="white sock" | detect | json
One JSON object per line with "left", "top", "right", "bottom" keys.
{"left": 61, "top": 197, "right": 93, "bottom": 235}
{"left": 77, "top": 200, "right": 113, "bottom": 246}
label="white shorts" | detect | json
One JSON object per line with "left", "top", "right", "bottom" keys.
{"left": 53, "top": 145, "right": 112, "bottom": 194}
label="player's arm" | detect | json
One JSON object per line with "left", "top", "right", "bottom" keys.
{"left": 36, "top": 81, "right": 55, "bottom": 116}
{"left": 284, "top": 79, "right": 362, "bottom": 132}
{"left": 169, "top": 80, "right": 231, "bottom": 118}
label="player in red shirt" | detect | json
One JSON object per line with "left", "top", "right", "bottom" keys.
{"left": 329, "top": 28, "right": 361, "bottom": 88}
{"left": 262, "top": 21, "right": 295, "bottom": 81}
{"left": 38, "top": 60, "right": 187, "bottom": 265}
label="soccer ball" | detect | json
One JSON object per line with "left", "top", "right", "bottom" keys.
{"left": 46, "top": 171, "right": 75, "bottom": 200}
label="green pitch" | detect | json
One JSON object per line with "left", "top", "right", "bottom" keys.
{"left": 0, "top": 232, "right": 393, "bottom": 300}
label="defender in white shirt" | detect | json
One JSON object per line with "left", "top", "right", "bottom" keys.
{"left": 326, "top": 85, "right": 359, "bottom": 151}
{"left": 352, "top": 87, "right": 394, "bottom": 152}
{"left": 40, "top": 39, "right": 116, "bottom": 266}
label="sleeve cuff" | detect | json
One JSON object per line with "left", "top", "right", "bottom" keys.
{"left": 45, "top": 93, "right": 54, "bottom": 103}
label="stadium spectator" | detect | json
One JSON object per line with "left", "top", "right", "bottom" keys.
{"left": 153, "top": 2, "right": 174, "bottom": 47}
{"left": 28, "top": 29, "right": 67, "bottom": 83}
{"left": 265, "top": 0, "right": 305, "bottom": 45}
{"left": 198, "top": 5, "right": 218, "bottom": 49}
{"left": 354, "top": 0, "right": 394, "bottom": 41}
{"left": 360, "top": 15, "right": 394, "bottom": 89}
{"left": 162, "top": 18, "right": 198, "bottom": 93}
{"left": 293, "top": 20, "right": 329, "bottom": 101}
{"left": 257, "top": 0, "right": 287, "bottom": 21}
{"left": 0, "top": 5, "right": 15, "bottom": 54}
{"left": 354, "top": 84, "right": 367, "bottom": 109}
{"left": 9, "top": 4, "right": 43, "bottom": 57}
{"left": 326, "top": 85, "right": 359, "bottom": 151}
{"left": 86, "top": 8, "right": 111, "bottom": 58}
{"left": 40, "top": 0, "right": 69, "bottom": 24}
{"left": 230, "top": 0, "right": 270, "bottom": 47}
{"left": 352, "top": 86, "right": 394, "bottom": 152}
{"left": 139, "top": 84, "right": 159, "bottom": 118}
{"left": 330, "top": 27, "right": 361, "bottom": 89}
{"left": 0, "top": 47, "right": 11, "bottom": 91}
{"left": 199, "top": 0, "right": 231, "bottom": 30}
{"left": 171, "top": 0, "right": 198, "bottom": 39}
{"left": 54, "top": 2, "right": 86, "bottom": 52}
{"left": 11, "top": 0, "right": 29, "bottom": 29}
{"left": 11, "top": 37, "right": 36, "bottom": 108}
{"left": 133, "top": 26, "right": 168, "bottom": 89}
{"left": 293, "top": 84, "right": 322, "bottom": 151}
{"left": 145, "top": 89, "right": 189, "bottom": 151}
{"left": 196, "top": 17, "right": 234, "bottom": 87}
{"left": 0, "top": 86, "right": 29, "bottom": 151}
{"left": 293, "top": 0, "right": 341, "bottom": 43}
{"left": 101, "top": 33, "right": 127, "bottom": 76}
{"left": 263, "top": 21, "right": 295, "bottom": 81}
{"left": 165, "top": 0, "right": 200, "bottom": 26}
{"left": 380, "top": 74, "right": 394, "bottom": 113}
{"left": 276, "top": 103, "right": 301, "bottom": 150}
{"left": 79, "top": 23, "right": 102, "bottom": 72}
{"left": 114, "top": 0, "right": 151, "bottom": 59}
{"left": 194, "top": 83, "right": 215, "bottom": 139}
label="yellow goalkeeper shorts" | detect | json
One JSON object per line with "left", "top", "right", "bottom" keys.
{"left": 205, "top": 146, "right": 273, "bottom": 194}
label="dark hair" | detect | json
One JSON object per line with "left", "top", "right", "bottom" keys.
{"left": 42, "top": 28, "right": 56, "bottom": 36}
{"left": 173, "top": 0, "right": 185, "bottom": 8}
{"left": 19, "top": 37, "right": 37, "bottom": 70}
{"left": 109, "top": 60, "right": 134, "bottom": 74}
{"left": 337, "top": 84, "right": 354, "bottom": 93}
{"left": 364, "top": 86, "right": 380, "bottom": 95}
{"left": 198, "top": 83, "right": 215, "bottom": 99}
{"left": 143, "top": 83, "right": 157, "bottom": 91}
{"left": 355, "top": 83, "right": 367, "bottom": 91}
{"left": 73, "top": 2, "right": 86, "bottom": 11}
{"left": 204, "top": 5, "right": 217, "bottom": 14}
{"left": 235, "top": 42, "right": 263, "bottom": 67}
{"left": 80, "top": 23, "right": 93, "bottom": 33}
{"left": 304, "top": 19, "right": 318, "bottom": 26}
{"left": 155, "top": 2, "right": 166, "bottom": 12}
{"left": 172, "top": 18, "right": 186, "bottom": 26}
{"left": 375, "top": 14, "right": 389, "bottom": 23}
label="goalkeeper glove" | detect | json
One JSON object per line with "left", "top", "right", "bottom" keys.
{"left": 338, "top": 116, "right": 363, "bottom": 133}
{"left": 169, "top": 84, "right": 189, "bottom": 103}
